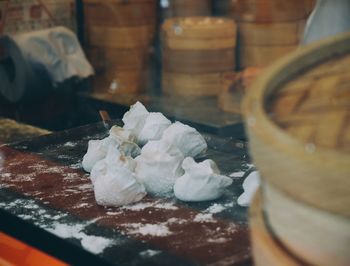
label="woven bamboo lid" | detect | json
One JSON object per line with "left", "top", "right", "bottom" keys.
{"left": 162, "top": 17, "right": 237, "bottom": 39}
{"left": 243, "top": 32, "right": 350, "bottom": 218}
{"left": 268, "top": 53, "right": 350, "bottom": 152}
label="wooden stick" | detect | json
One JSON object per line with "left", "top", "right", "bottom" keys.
{"left": 99, "top": 110, "right": 111, "bottom": 123}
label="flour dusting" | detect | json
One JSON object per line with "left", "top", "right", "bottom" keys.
{"left": 121, "top": 200, "right": 178, "bottom": 211}
{"left": 194, "top": 213, "right": 216, "bottom": 223}
{"left": 124, "top": 223, "right": 172, "bottom": 237}
{"left": 139, "top": 249, "right": 162, "bottom": 258}
{"left": 47, "top": 222, "right": 114, "bottom": 254}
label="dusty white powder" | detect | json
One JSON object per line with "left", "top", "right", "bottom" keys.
{"left": 125, "top": 223, "right": 172, "bottom": 237}
{"left": 229, "top": 171, "right": 245, "bottom": 178}
{"left": 69, "top": 163, "right": 82, "bottom": 169}
{"left": 64, "top": 141, "right": 77, "bottom": 147}
{"left": 205, "top": 204, "right": 226, "bottom": 214}
{"left": 80, "top": 235, "right": 113, "bottom": 254}
{"left": 47, "top": 223, "right": 113, "bottom": 254}
{"left": 139, "top": 249, "right": 162, "bottom": 258}
{"left": 166, "top": 217, "right": 187, "bottom": 225}
{"left": 193, "top": 213, "right": 216, "bottom": 223}
{"left": 121, "top": 201, "right": 178, "bottom": 211}
{"left": 207, "top": 237, "right": 228, "bottom": 243}
{"left": 77, "top": 183, "right": 93, "bottom": 191}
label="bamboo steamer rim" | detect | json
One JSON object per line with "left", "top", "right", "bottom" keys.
{"left": 84, "top": 0, "right": 154, "bottom": 3}
{"left": 263, "top": 181, "right": 350, "bottom": 266}
{"left": 162, "top": 16, "right": 237, "bottom": 39}
{"left": 242, "top": 32, "right": 350, "bottom": 216}
{"left": 249, "top": 190, "right": 305, "bottom": 266}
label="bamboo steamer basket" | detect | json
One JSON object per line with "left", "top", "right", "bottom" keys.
{"left": 243, "top": 32, "right": 350, "bottom": 265}
{"left": 250, "top": 190, "right": 307, "bottom": 266}
{"left": 86, "top": 47, "right": 149, "bottom": 72}
{"left": 168, "top": 0, "right": 211, "bottom": 17}
{"left": 162, "top": 47, "right": 235, "bottom": 74}
{"left": 83, "top": 0, "right": 156, "bottom": 94}
{"left": 238, "top": 20, "right": 306, "bottom": 46}
{"left": 239, "top": 45, "right": 297, "bottom": 68}
{"left": 83, "top": 0, "right": 156, "bottom": 27}
{"left": 162, "top": 17, "right": 237, "bottom": 96}
{"left": 263, "top": 181, "right": 350, "bottom": 266}
{"left": 162, "top": 71, "right": 224, "bottom": 96}
{"left": 86, "top": 24, "right": 155, "bottom": 49}
{"left": 232, "top": 0, "right": 311, "bottom": 23}
{"left": 218, "top": 68, "right": 262, "bottom": 113}
{"left": 93, "top": 69, "right": 148, "bottom": 94}
{"left": 237, "top": 20, "right": 305, "bottom": 68}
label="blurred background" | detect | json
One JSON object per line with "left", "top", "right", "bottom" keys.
{"left": 0, "top": 0, "right": 315, "bottom": 137}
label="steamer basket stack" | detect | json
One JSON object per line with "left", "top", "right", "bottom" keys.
{"left": 244, "top": 33, "right": 350, "bottom": 266}
{"left": 161, "top": 17, "right": 237, "bottom": 96}
{"left": 167, "top": 0, "right": 211, "bottom": 17}
{"left": 233, "top": 0, "right": 312, "bottom": 68}
{"left": 83, "top": 0, "right": 156, "bottom": 94}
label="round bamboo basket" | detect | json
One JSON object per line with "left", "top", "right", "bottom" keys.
{"left": 250, "top": 190, "right": 307, "bottom": 266}
{"left": 238, "top": 20, "right": 306, "bottom": 46}
{"left": 87, "top": 25, "right": 155, "bottom": 49}
{"left": 168, "top": 0, "right": 211, "bottom": 17}
{"left": 237, "top": 20, "right": 305, "bottom": 68}
{"left": 162, "top": 72, "right": 224, "bottom": 96}
{"left": 232, "top": 0, "right": 311, "bottom": 23}
{"left": 162, "top": 17, "right": 237, "bottom": 96}
{"left": 86, "top": 47, "right": 149, "bottom": 72}
{"left": 218, "top": 68, "right": 262, "bottom": 113}
{"left": 83, "top": 0, "right": 156, "bottom": 94}
{"left": 93, "top": 69, "right": 148, "bottom": 94}
{"left": 239, "top": 45, "right": 297, "bottom": 68}
{"left": 263, "top": 181, "right": 350, "bottom": 266}
{"left": 83, "top": 0, "right": 156, "bottom": 27}
{"left": 162, "top": 47, "right": 235, "bottom": 73}
{"left": 243, "top": 32, "right": 350, "bottom": 265}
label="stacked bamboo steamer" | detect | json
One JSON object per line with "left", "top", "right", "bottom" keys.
{"left": 250, "top": 191, "right": 306, "bottom": 266}
{"left": 244, "top": 32, "right": 350, "bottom": 266}
{"left": 83, "top": 0, "right": 156, "bottom": 94}
{"left": 168, "top": 0, "right": 211, "bottom": 17}
{"left": 162, "top": 17, "right": 237, "bottom": 96}
{"left": 233, "top": 0, "right": 312, "bottom": 69}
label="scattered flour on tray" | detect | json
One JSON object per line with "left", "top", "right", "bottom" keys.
{"left": 46, "top": 223, "right": 114, "bottom": 254}
{"left": 229, "top": 171, "right": 245, "bottom": 178}
{"left": 124, "top": 223, "right": 172, "bottom": 237}
{"left": 139, "top": 249, "right": 162, "bottom": 258}
{"left": 205, "top": 203, "right": 226, "bottom": 214}
{"left": 63, "top": 141, "right": 78, "bottom": 147}
{"left": 193, "top": 213, "right": 216, "bottom": 223}
{"left": 120, "top": 200, "right": 178, "bottom": 211}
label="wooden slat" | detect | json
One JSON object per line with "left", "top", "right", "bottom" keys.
{"left": 314, "top": 110, "right": 348, "bottom": 149}
{"left": 239, "top": 45, "right": 297, "bottom": 68}
{"left": 232, "top": 0, "right": 310, "bottom": 23}
{"left": 238, "top": 20, "right": 305, "bottom": 46}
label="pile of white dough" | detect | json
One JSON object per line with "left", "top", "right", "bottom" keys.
{"left": 82, "top": 102, "right": 233, "bottom": 207}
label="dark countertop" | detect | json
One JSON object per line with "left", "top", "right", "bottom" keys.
{"left": 78, "top": 92, "right": 245, "bottom": 138}
{"left": 0, "top": 121, "right": 253, "bottom": 266}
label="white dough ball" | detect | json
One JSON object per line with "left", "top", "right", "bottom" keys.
{"left": 174, "top": 157, "right": 233, "bottom": 202}
{"left": 122, "top": 101, "right": 149, "bottom": 140}
{"left": 237, "top": 171, "right": 260, "bottom": 207}
{"left": 94, "top": 165, "right": 146, "bottom": 207}
{"left": 135, "top": 140, "right": 184, "bottom": 196}
{"left": 82, "top": 139, "right": 108, "bottom": 172}
{"left": 161, "top": 122, "right": 207, "bottom": 158}
{"left": 138, "top": 112, "right": 171, "bottom": 146}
